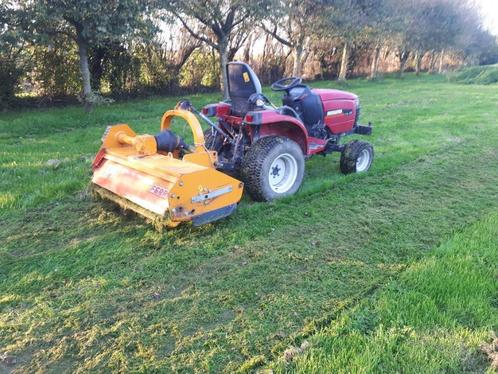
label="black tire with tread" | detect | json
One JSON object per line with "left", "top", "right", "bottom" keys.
{"left": 340, "top": 140, "right": 374, "bottom": 174}
{"left": 241, "top": 136, "right": 305, "bottom": 201}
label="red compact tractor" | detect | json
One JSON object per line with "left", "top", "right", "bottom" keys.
{"left": 91, "top": 62, "right": 374, "bottom": 227}
{"left": 191, "top": 61, "right": 374, "bottom": 201}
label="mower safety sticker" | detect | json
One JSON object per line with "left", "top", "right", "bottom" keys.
{"left": 150, "top": 185, "right": 169, "bottom": 198}
{"left": 243, "top": 72, "right": 250, "bottom": 83}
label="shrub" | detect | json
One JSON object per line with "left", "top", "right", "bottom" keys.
{"left": 0, "top": 57, "right": 23, "bottom": 108}
{"left": 447, "top": 65, "right": 498, "bottom": 85}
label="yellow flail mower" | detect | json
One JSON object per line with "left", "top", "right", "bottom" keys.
{"left": 91, "top": 108, "right": 244, "bottom": 228}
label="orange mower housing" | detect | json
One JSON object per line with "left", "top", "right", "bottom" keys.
{"left": 91, "top": 109, "right": 244, "bottom": 228}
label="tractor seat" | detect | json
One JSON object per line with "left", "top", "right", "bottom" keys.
{"left": 227, "top": 62, "right": 262, "bottom": 117}
{"left": 282, "top": 85, "right": 324, "bottom": 129}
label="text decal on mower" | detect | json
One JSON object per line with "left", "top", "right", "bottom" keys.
{"left": 150, "top": 185, "right": 169, "bottom": 198}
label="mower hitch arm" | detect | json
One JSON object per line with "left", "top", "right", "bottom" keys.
{"left": 176, "top": 100, "right": 231, "bottom": 140}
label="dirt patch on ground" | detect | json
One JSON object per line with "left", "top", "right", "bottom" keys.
{"left": 283, "top": 341, "right": 310, "bottom": 362}
{"left": 481, "top": 335, "right": 498, "bottom": 370}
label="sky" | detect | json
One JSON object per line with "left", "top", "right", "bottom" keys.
{"left": 477, "top": 0, "right": 498, "bottom": 35}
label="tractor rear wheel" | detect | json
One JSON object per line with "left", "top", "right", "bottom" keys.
{"left": 340, "top": 140, "right": 374, "bottom": 174}
{"left": 241, "top": 136, "right": 305, "bottom": 201}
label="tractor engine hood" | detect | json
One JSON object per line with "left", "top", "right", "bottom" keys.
{"left": 312, "top": 89, "right": 358, "bottom": 101}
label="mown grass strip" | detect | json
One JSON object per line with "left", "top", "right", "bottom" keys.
{"left": 2, "top": 74, "right": 496, "bottom": 212}
{"left": 270, "top": 212, "right": 498, "bottom": 373}
{"left": 1, "top": 76, "right": 498, "bottom": 372}
{"left": 1, "top": 132, "right": 497, "bottom": 372}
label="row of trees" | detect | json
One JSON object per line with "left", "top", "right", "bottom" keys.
{"left": 1, "top": 0, "right": 497, "bottom": 108}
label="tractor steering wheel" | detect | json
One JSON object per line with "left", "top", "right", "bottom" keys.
{"left": 271, "top": 77, "right": 303, "bottom": 92}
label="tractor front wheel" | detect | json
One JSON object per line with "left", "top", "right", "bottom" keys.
{"left": 340, "top": 140, "right": 374, "bottom": 174}
{"left": 241, "top": 136, "right": 305, "bottom": 201}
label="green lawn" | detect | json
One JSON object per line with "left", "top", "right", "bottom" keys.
{"left": 271, "top": 212, "right": 498, "bottom": 373}
{"left": 1, "top": 74, "right": 497, "bottom": 373}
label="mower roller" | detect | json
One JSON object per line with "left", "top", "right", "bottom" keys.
{"left": 91, "top": 62, "right": 374, "bottom": 228}
{"left": 91, "top": 109, "right": 244, "bottom": 228}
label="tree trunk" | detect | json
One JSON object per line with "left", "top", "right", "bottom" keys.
{"left": 428, "top": 51, "right": 436, "bottom": 74}
{"left": 415, "top": 51, "right": 422, "bottom": 76}
{"left": 76, "top": 33, "right": 92, "bottom": 111}
{"left": 399, "top": 58, "right": 406, "bottom": 77}
{"left": 89, "top": 45, "right": 106, "bottom": 91}
{"left": 398, "top": 50, "right": 409, "bottom": 78}
{"left": 319, "top": 56, "right": 325, "bottom": 80}
{"left": 243, "top": 34, "right": 252, "bottom": 63}
{"left": 219, "top": 40, "right": 229, "bottom": 100}
{"left": 292, "top": 44, "right": 303, "bottom": 77}
{"left": 369, "top": 44, "right": 381, "bottom": 80}
{"left": 338, "top": 41, "right": 349, "bottom": 81}
{"left": 438, "top": 50, "right": 445, "bottom": 74}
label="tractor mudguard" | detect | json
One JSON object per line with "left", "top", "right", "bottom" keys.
{"left": 245, "top": 110, "right": 309, "bottom": 154}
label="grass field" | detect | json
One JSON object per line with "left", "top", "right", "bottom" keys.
{"left": 1, "top": 74, "right": 497, "bottom": 373}
{"left": 271, "top": 213, "right": 498, "bottom": 373}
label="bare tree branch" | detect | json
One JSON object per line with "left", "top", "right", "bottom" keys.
{"left": 260, "top": 23, "right": 293, "bottom": 47}
{"left": 170, "top": 9, "right": 218, "bottom": 49}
